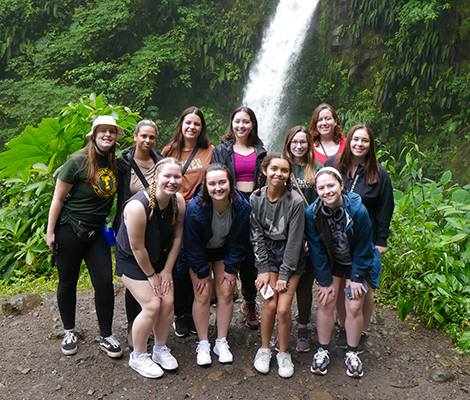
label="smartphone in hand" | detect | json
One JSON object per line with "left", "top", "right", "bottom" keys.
{"left": 344, "top": 281, "right": 369, "bottom": 300}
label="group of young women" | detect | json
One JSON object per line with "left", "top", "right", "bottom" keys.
{"left": 47, "top": 102, "right": 393, "bottom": 380}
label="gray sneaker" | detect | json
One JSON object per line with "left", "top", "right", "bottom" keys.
{"left": 296, "top": 328, "right": 311, "bottom": 353}
{"left": 311, "top": 347, "right": 330, "bottom": 375}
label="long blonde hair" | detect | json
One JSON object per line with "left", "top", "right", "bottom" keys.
{"left": 148, "top": 158, "right": 183, "bottom": 222}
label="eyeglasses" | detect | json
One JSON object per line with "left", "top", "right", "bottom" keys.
{"left": 291, "top": 141, "right": 308, "bottom": 147}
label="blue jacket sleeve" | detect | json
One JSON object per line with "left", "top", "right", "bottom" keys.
{"left": 181, "top": 200, "right": 211, "bottom": 279}
{"left": 305, "top": 204, "right": 333, "bottom": 286}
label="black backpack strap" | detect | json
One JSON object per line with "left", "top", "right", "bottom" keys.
{"left": 182, "top": 145, "right": 200, "bottom": 176}
{"left": 128, "top": 151, "right": 150, "bottom": 188}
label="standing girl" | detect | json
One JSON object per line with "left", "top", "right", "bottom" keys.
{"left": 115, "top": 120, "right": 164, "bottom": 348}
{"left": 305, "top": 167, "right": 381, "bottom": 378}
{"left": 177, "top": 163, "right": 252, "bottom": 366}
{"left": 250, "top": 153, "right": 306, "bottom": 379}
{"left": 282, "top": 126, "right": 323, "bottom": 352}
{"left": 162, "top": 107, "right": 215, "bottom": 337}
{"left": 47, "top": 115, "right": 123, "bottom": 357}
{"left": 309, "top": 104, "right": 346, "bottom": 164}
{"left": 325, "top": 124, "right": 394, "bottom": 352}
{"left": 115, "top": 158, "right": 185, "bottom": 378}
{"left": 212, "top": 106, "right": 267, "bottom": 330}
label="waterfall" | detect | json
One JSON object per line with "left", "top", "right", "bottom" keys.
{"left": 242, "top": 0, "right": 320, "bottom": 149}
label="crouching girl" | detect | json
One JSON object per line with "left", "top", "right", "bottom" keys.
{"left": 251, "top": 153, "right": 306, "bottom": 378}
{"left": 177, "top": 163, "right": 252, "bottom": 366}
{"left": 305, "top": 167, "right": 381, "bottom": 378}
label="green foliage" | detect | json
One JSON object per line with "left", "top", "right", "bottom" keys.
{"left": 381, "top": 144, "right": 470, "bottom": 352}
{"left": 0, "top": 93, "right": 140, "bottom": 279}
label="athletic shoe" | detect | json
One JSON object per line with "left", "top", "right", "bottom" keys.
{"left": 276, "top": 352, "right": 294, "bottom": 378}
{"left": 274, "top": 335, "right": 280, "bottom": 352}
{"left": 357, "top": 332, "right": 368, "bottom": 354}
{"left": 129, "top": 352, "right": 163, "bottom": 378}
{"left": 296, "top": 328, "right": 311, "bottom": 353}
{"left": 242, "top": 301, "right": 259, "bottom": 330}
{"left": 335, "top": 326, "right": 347, "bottom": 349}
{"left": 253, "top": 348, "right": 272, "bottom": 374}
{"left": 61, "top": 331, "right": 78, "bottom": 355}
{"left": 345, "top": 351, "right": 364, "bottom": 378}
{"left": 152, "top": 345, "right": 178, "bottom": 370}
{"left": 100, "top": 335, "right": 123, "bottom": 358}
{"left": 173, "top": 315, "right": 190, "bottom": 338}
{"left": 196, "top": 341, "right": 212, "bottom": 366}
{"left": 187, "top": 314, "right": 197, "bottom": 335}
{"left": 310, "top": 347, "right": 330, "bottom": 375}
{"left": 213, "top": 337, "right": 233, "bottom": 363}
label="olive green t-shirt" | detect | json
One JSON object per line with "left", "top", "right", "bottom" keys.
{"left": 292, "top": 161, "right": 323, "bottom": 207}
{"left": 58, "top": 152, "right": 117, "bottom": 224}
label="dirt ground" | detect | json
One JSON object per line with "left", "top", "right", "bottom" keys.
{"left": 1, "top": 282, "right": 470, "bottom": 400}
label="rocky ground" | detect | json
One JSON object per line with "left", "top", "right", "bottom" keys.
{"left": 1, "top": 282, "right": 469, "bottom": 400}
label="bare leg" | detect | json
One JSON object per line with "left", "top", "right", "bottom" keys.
{"left": 189, "top": 269, "right": 212, "bottom": 342}
{"left": 260, "top": 272, "right": 279, "bottom": 348}
{"left": 362, "top": 286, "right": 374, "bottom": 331}
{"left": 153, "top": 291, "right": 174, "bottom": 345}
{"left": 344, "top": 279, "right": 366, "bottom": 347}
{"left": 212, "top": 260, "right": 234, "bottom": 339}
{"left": 277, "top": 274, "right": 300, "bottom": 353}
{"left": 316, "top": 276, "right": 343, "bottom": 345}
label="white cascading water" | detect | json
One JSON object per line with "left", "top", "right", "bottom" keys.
{"left": 242, "top": 0, "right": 320, "bottom": 149}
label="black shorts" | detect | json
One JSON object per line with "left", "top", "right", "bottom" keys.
{"left": 205, "top": 245, "right": 227, "bottom": 263}
{"left": 115, "top": 243, "right": 168, "bottom": 281}
{"left": 265, "top": 238, "right": 306, "bottom": 276}
{"left": 331, "top": 263, "right": 352, "bottom": 279}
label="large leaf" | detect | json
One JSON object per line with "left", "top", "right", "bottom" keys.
{"left": 0, "top": 118, "right": 61, "bottom": 178}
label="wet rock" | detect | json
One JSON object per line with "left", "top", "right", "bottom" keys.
{"left": 370, "top": 312, "right": 384, "bottom": 325}
{"left": 224, "top": 365, "right": 234, "bottom": 375}
{"left": 307, "top": 391, "right": 334, "bottom": 400}
{"left": 427, "top": 366, "right": 454, "bottom": 382}
{"left": 241, "top": 366, "right": 256, "bottom": 378}
{"left": 208, "top": 370, "right": 224, "bottom": 380}
{"left": 2, "top": 293, "right": 42, "bottom": 316}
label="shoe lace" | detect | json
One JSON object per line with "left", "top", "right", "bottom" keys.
{"left": 314, "top": 349, "right": 328, "bottom": 363}
{"left": 346, "top": 352, "right": 360, "bottom": 368}
{"left": 278, "top": 353, "right": 291, "bottom": 368}
{"left": 104, "top": 335, "right": 120, "bottom": 348}
{"left": 298, "top": 329, "right": 309, "bottom": 340}
{"left": 197, "top": 342, "right": 210, "bottom": 354}
{"left": 63, "top": 331, "right": 76, "bottom": 344}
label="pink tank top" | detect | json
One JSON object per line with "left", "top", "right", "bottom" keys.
{"left": 234, "top": 151, "right": 256, "bottom": 182}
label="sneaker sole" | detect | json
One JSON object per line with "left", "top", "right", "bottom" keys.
{"left": 213, "top": 349, "right": 233, "bottom": 364}
{"left": 278, "top": 369, "right": 294, "bottom": 379}
{"left": 129, "top": 362, "right": 163, "bottom": 378}
{"left": 296, "top": 347, "right": 311, "bottom": 353}
{"left": 172, "top": 322, "right": 189, "bottom": 338}
{"left": 254, "top": 364, "right": 270, "bottom": 374}
{"left": 244, "top": 320, "right": 259, "bottom": 330}
{"left": 310, "top": 366, "right": 327, "bottom": 375}
{"left": 197, "top": 359, "right": 212, "bottom": 367}
{"left": 347, "top": 370, "right": 363, "bottom": 378}
{"left": 61, "top": 347, "right": 78, "bottom": 356}
{"left": 100, "top": 345, "right": 123, "bottom": 358}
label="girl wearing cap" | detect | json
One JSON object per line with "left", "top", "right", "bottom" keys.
{"left": 305, "top": 167, "right": 381, "bottom": 379}
{"left": 115, "top": 120, "right": 164, "bottom": 348}
{"left": 47, "top": 115, "right": 124, "bottom": 358}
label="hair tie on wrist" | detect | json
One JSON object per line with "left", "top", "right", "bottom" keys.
{"left": 146, "top": 271, "right": 156, "bottom": 278}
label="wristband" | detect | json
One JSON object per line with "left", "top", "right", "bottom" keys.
{"left": 146, "top": 271, "right": 156, "bottom": 278}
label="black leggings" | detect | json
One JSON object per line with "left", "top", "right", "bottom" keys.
{"left": 296, "top": 257, "right": 314, "bottom": 325}
{"left": 55, "top": 223, "right": 114, "bottom": 337}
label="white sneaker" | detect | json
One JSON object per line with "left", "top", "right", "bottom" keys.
{"left": 277, "top": 352, "right": 294, "bottom": 378}
{"left": 196, "top": 340, "right": 212, "bottom": 366}
{"left": 213, "top": 337, "right": 233, "bottom": 363}
{"left": 152, "top": 345, "right": 178, "bottom": 370}
{"left": 253, "top": 347, "right": 272, "bottom": 374}
{"left": 129, "top": 352, "right": 164, "bottom": 378}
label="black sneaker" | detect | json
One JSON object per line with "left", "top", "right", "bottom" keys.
{"left": 357, "top": 332, "right": 368, "bottom": 354}
{"left": 296, "top": 328, "right": 311, "bottom": 353}
{"left": 310, "top": 347, "right": 330, "bottom": 375}
{"left": 345, "top": 351, "right": 363, "bottom": 378}
{"left": 187, "top": 314, "right": 197, "bottom": 335}
{"left": 61, "top": 331, "right": 78, "bottom": 355}
{"left": 173, "top": 315, "right": 190, "bottom": 337}
{"left": 335, "top": 326, "right": 347, "bottom": 349}
{"left": 100, "top": 335, "right": 123, "bottom": 358}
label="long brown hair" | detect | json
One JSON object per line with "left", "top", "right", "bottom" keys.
{"left": 165, "top": 107, "right": 210, "bottom": 159}
{"left": 148, "top": 157, "right": 183, "bottom": 222}
{"left": 78, "top": 136, "right": 118, "bottom": 187}
{"left": 201, "top": 163, "right": 238, "bottom": 206}
{"left": 283, "top": 125, "right": 317, "bottom": 185}
{"left": 309, "top": 103, "right": 344, "bottom": 146}
{"left": 333, "top": 124, "right": 379, "bottom": 185}
{"left": 220, "top": 106, "right": 263, "bottom": 146}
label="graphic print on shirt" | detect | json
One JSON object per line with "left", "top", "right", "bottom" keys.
{"left": 327, "top": 218, "right": 350, "bottom": 263}
{"left": 187, "top": 158, "right": 203, "bottom": 172}
{"left": 94, "top": 167, "right": 117, "bottom": 198}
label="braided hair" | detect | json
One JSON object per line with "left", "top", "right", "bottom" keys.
{"left": 255, "top": 152, "right": 294, "bottom": 198}
{"left": 148, "top": 157, "right": 183, "bottom": 222}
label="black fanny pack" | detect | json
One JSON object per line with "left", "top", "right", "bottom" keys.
{"left": 63, "top": 207, "right": 102, "bottom": 242}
